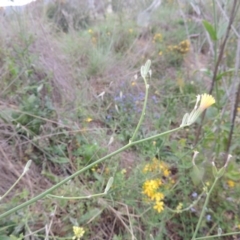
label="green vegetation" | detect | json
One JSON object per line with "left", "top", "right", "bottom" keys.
{"left": 0, "top": 0, "right": 240, "bottom": 239}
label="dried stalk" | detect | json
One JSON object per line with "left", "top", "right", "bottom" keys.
{"left": 194, "top": 0, "right": 239, "bottom": 145}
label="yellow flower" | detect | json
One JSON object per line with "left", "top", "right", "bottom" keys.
{"left": 143, "top": 164, "right": 150, "bottom": 173}
{"left": 151, "top": 192, "right": 164, "bottom": 201}
{"left": 159, "top": 161, "right": 167, "bottom": 170}
{"left": 170, "top": 178, "right": 175, "bottom": 184}
{"left": 153, "top": 33, "right": 162, "bottom": 42}
{"left": 176, "top": 202, "right": 183, "bottom": 212}
{"left": 178, "top": 40, "right": 190, "bottom": 53}
{"left": 73, "top": 226, "right": 85, "bottom": 240}
{"left": 143, "top": 158, "right": 159, "bottom": 172}
{"left": 142, "top": 179, "right": 162, "bottom": 198}
{"left": 153, "top": 201, "right": 164, "bottom": 213}
{"left": 143, "top": 159, "right": 171, "bottom": 177}
{"left": 85, "top": 117, "right": 93, "bottom": 123}
{"left": 159, "top": 161, "right": 170, "bottom": 177}
{"left": 205, "top": 181, "right": 210, "bottom": 186}
{"left": 180, "top": 94, "right": 215, "bottom": 127}
{"left": 163, "top": 169, "right": 170, "bottom": 177}
{"left": 88, "top": 29, "right": 93, "bottom": 34}
{"left": 227, "top": 180, "right": 235, "bottom": 188}
{"left": 199, "top": 94, "right": 216, "bottom": 111}
{"left": 121, "top": 169, "right": 127, "bottom": 174}
{"left": 129, "top": 28, "right": 133, "bottom": 33}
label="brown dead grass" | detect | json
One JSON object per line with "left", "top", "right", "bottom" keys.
{"left": 0, "top": 137, "right": 52, "bottom": 200}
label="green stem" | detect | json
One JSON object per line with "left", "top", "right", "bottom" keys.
{"left": 133, "top": 126, "right": 183, "bottom": 145}
{"left": 191, "top": 177, "right": 219, "bottom": 240}
{"left": 195, "top": 231, "right": 240, "bottom": 239}
{"left": 213, "top": 0, "right": 221, "bottom": 156}
{"left": 212, "top": 0, "right": 217, "bottom": 66}
{"left": 47, "top": 191, "right": 106, "bottom": 200}
{"left": 0, "top": 126, "right": 183, "bottom": 220}
{"left": 130, "top": 76, "right": 149, "bottom": 142}
{"left": 0, "top": 168, "right": 28, "bottom": 202}
{"left": 212, "top": 0, "right": 221, "bottom": 112}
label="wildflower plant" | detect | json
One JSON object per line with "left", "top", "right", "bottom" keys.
{"left": 1, "top": 0, "right": 240, "bottom": 238}
{"left": 1, "top": 59, "right": 229, "bottom": 240}
{"left": 180, "top": 93, "right": 216, "bottom": 127}
{"left": 177, "top": 39, "right": 190, "bottom": 54}
{"left": 153, "top": 33, "right": 163, "bottom": 43}
{"left": 142, "top": 158, "right": 173, "bottom": 213}
{"left": 158, "top": 39, "right": 191, "bottom": 67}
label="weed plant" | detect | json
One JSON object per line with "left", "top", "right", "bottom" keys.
{"left": 0, "top": 0, "right": 240, "bottom": 240}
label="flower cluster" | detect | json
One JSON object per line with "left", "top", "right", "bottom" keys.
{"left": 88, "top": 29, "right": 97, "bottom": 44}
{"left": 142, "top": 158, "right": 173, "bottom": 213}
{"left": 153, "top": 33, "right": 163, "bottom": 43}
{"left": 167, "top": 39, "right": 190, "bottom": 54}
{"left": 85, "top": 117, "right": 93, "bottom": 123}
{"left": 227, "top": 180, "right": 235, "bottom": 188}
{"left": 175, "top": 202, "right": 183, "bottom": 213}
{"left": 72, "top": 226, "right": 85, "bottom": 240}
{"left": 178, "top": 40, "right": 190, "bottom": 53}
{"left": 143, "top": 158, "right": 170, "bottom": 177}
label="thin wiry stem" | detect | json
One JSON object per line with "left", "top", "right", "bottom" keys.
{"left": 130, "top": 75, "right": 149, "bottom": 142}
{"left": 225, "top": 37, "right": 240, "bottom": 159}
{"left": 194, "top": 0, "right": 239, "bottom": 146}
{"left": 191, "top": 177, "right": 219, "bottom": 240}
{"left": 0, "top": 126, "right": 183, "bottom": 220}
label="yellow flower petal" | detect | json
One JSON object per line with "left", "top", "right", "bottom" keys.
{"left": 199, "top": 94, "right": 216, "bottom": 110}
{"left": 85, "top": 118, "right": 93, "bottom": 123}
{"left": 227, "top": 180, "right": 235, "bottom": 188}
{"left": 153, "top": 201, "right": 164, "bottom": 213}
{"left": 73, "top": 226, "right": 85, "bottom": 239}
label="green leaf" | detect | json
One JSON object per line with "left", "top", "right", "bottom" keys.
{"left": 212, "top": 163, "right": 218, "bottom": 178}
{"left": 79, "top": 208, "right": 103, "bottom": 224}
{"left": 225, "top": 163, "right": 240, "bottom": 181}
{"left": 217, "top": 21, "right": 228, "bottom": 39}
{"left": 0, "top": 109, "right": 14, "bottom": 123}
{"left": 27, "top": 94, "right": 37, "bottom": 104}
{"left": 0, "top": 235, "right": 12, "bottom": 240}
{"left": 216, "top": 69, "right": 236, "bottom": 81}
{"left": 37, "top": 84, "right": 43, "bottom": 93}
{"left": 10, "top": 234, "right": 23, "bottom": 240}
{"left": 196, "top": 68, "right": 213, "bottom": 78}
{"left": 225, "top": 170, "right": 240, "bottom": 181}
{"left": 190, "top": 165, "right": 205, "bottom": 186}
{"left": 50, "top": 157, "right": 69, "bottom": 164}
{"left": 105, "top": 177, "right": 114, "bottom": 193}
{"left": 202, "top": 20, "right": 217, "bottom": 41}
